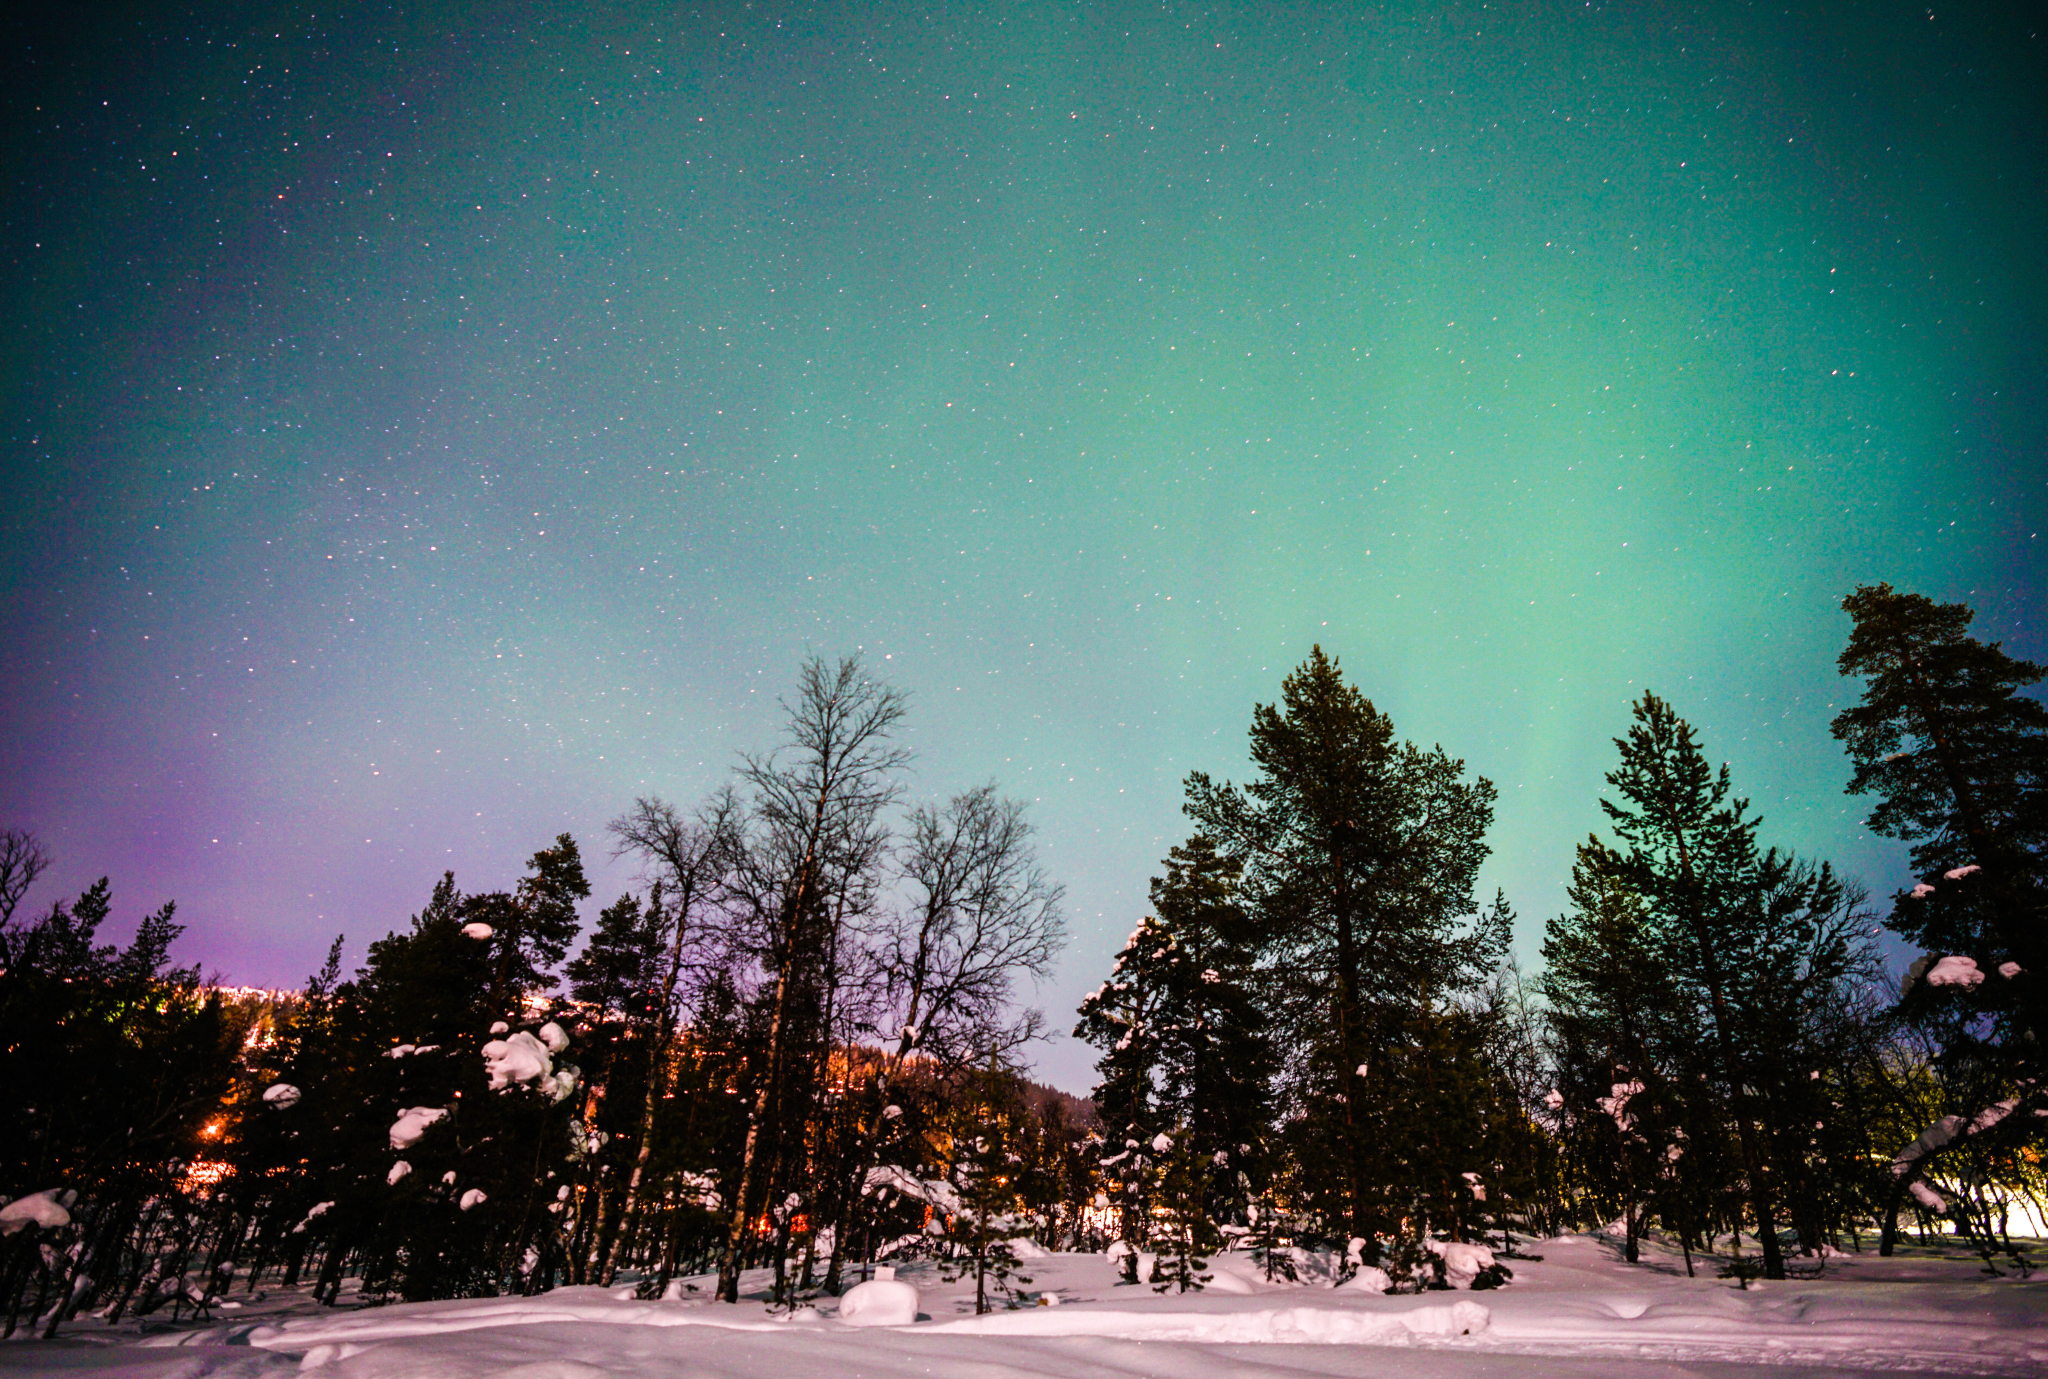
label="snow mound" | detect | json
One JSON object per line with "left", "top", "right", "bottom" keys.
{"left": 838, "top": 1270, "right": 919, "bottom": 1327}
{"left": 1199, "top": 1263, "right": 1260, "bottom": 1294}
{"left": 928, "top": 1299, "right": 1490, "bottom": 1344}
{"left": 1425, "top": 1239, "right": 1497, "bottom": 1289}
{"left": 1336, "top": 1265, "right": 1393, "bottom": 1294}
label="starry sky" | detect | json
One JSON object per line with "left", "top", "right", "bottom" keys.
{"left": 3, "top": 1, "right": 2042, "bottom": 1092}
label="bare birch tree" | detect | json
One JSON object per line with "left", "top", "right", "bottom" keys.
{"left": 713, "top": 656, "right": 909, "bottom": 1303}
{"left": 823, "top": 784, "right": 1066, "bottom": 1292}
{"left": 603, "top": 790, "right": 740, "bottom": 1287}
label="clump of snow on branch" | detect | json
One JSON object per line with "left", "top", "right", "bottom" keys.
{"left": 864, "top": 1164, "right": 963, "bottom": 1215}
{"left": 1891, "top": 1115, "right": 1963, "bottom": 1175}
{"left": 388, "top": 1106, "right": 448, "bottom": 1150}
{"left": 1909, "top": 1181, "right": 1949, "bottom": 1212}
{"left": 482, "top": 1030, "right": 551, "bottom": 1088}
{"left": 676, "top": 1171, "right": 721, "bottom": 1211}
{"left": 481, "top": 1026, "right": 579, "bottom": 1099}
{"left": 1925, "top": 956, "right": 1985, "bottom": 989}
{"left": 1595, "top": 1080, "right": 1644, "bottom": 1132}
{"left": 0, "top": 1190, "right": 72, "bottom": 1235}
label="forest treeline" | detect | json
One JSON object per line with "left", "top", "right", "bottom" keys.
{"left": 0, "top": 583, "right": 2042, "bottom": 1334}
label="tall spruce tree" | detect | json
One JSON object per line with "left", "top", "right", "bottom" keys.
{"left": 467, "top": 835, "right": 592, "bottom": 1018}
{"left": 1541, "top": 856, "right": 1695, "bottom": 1263}
{"left": 1832, "top": 583, "right": 2047, "bottom": 1251}
{"left": 1183, "top": 647, "right": 1500, "bottom": 1251}
{"left": 1584, "top": 692, "right": 1856, "bottom": 1279}
{"left": 1832, "top": 583, "right": 2047, "bottom": 1071}
{"left": 1077, "top": 837, "right": 1273, "bottom": 1231}
{"left": 1149, "top": 839, "right": 1274, "bottom": 1225}
{"left": 1075, "top": 912, "right": 1171, "bottom": 1250}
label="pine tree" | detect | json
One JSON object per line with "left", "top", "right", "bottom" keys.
{"left": 1182, "top": 647, "right": 1499, "bottom": 1249}
{"left": 1586, "top": 692, "right": 1850, "bottom": 1279}
{"left": 1075, "top": 915, "right": 1171, "bottom": 1253}
{"left": 940, "top": 1066, "right": 1036, "bottom": 1313}
{"left": 470, "top": 835, "right": 592, "bottom": 1017}
{"left": 1243, "top": 1180, "right": 1302, "bottom": 1282}
{"left": 1146, "top": 838, "right": 1275, "bottom": 1225}
{"left": 1832, "top": 583, "right": 2047, "bottom": 1078}
{"left": 1146, "top": 1128, "right": 1219, "bottom": 1292}
{"left": 1833, "top": 583, "right": 2047, "bottom": 876}
{"left": 566, "top": 890, "right": 661, "bottom": 1021}
{"left": 1541, "top": 857, "right": 1682, "bottom": 1262}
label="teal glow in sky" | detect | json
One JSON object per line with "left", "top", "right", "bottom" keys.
{"left": 3, "top": 2, "right": 2042, "bottom": 1090}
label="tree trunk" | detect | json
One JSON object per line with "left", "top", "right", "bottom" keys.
{"left": 717, "top": 939, "right": 798, "bottom": 1302}
{"left": 1665, "top": 825, "right": 1785, "bottom": 1281}
{"left": 1330, "top": 846, "right": 1375, "bottom": 1246}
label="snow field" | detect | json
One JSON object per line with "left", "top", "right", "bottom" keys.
{"left": 16, "top": 1236, "right": 2042, "bottom": 1379}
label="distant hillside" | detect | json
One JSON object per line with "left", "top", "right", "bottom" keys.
{"left": 1019, "top": 1075, "right": 1100, "bottom": 1132}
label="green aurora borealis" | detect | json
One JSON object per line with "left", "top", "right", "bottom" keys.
{"left": 3, "top": 2, "right": 2042, "bottom": 1088}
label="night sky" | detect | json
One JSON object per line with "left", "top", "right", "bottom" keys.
{"left": 3, "top": 2, "right": 2042, "bottom": 1092}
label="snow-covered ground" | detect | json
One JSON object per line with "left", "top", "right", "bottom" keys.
{"left": 8, "top": 1237, "right": 2043, "bottom": 1379}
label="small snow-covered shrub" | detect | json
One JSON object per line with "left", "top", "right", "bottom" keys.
{"left": 1337, "top": 1265, "right": 1393, "bottom": 1293}
{"left": 838, "top": 1267, "right": 920, "bottom": 1326}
